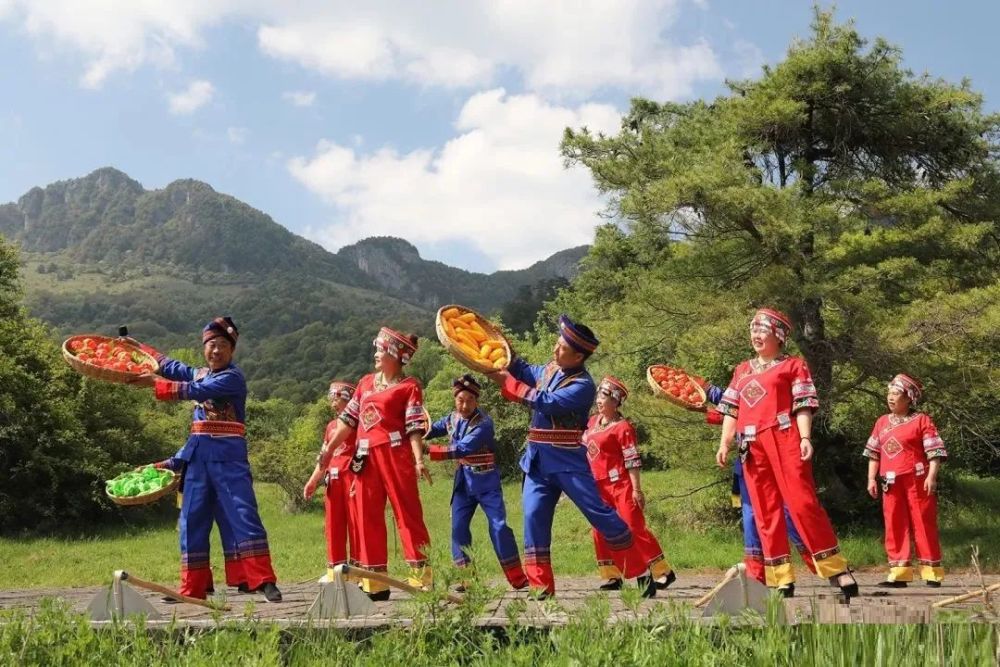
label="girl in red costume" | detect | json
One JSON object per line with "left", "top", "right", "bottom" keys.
{"left": 303, "top": 380, "right": 359, "bottom": 584}
{"left": 715, "top": 308, "right": 858, "bottom": 599}
{"left": 584, "top": 376, "right": 676, "bottom": 591}
{"left": 318, "top": 328, "right": 432, "bottom": 600}
{"left": 863, "top": 374, "right": 946, "bottom": 587}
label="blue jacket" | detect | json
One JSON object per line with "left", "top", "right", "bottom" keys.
{"left": 503, "top": 357, "right": 596, "bottom": 474}
{"left": 427, "top": 408, "right": 502, "bottom": 495}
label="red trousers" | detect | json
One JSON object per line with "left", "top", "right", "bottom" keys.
{"left": 742, "top": 427, "right": 847, "bottom": 586}
{"left": 883, "top": 472, "right": 943, "bottom": 582}
{"left": 592, "top": 476, "right": 671, "bottom": 580}
{"left": 349, "top": 444, "right": 431, "bottom": 590}
{"left": 324, "top": 470, "right": 357, "bottom": 569}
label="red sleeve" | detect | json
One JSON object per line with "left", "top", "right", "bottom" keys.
{"left": 863, "top": 416, "right": 882, "bottom": 460}
{"left": 621, "top": 421, "right": 641, "bottom": 470}
{"left": 404, "top": 379, "right": 428, "bottom": 436}
{"left": 790, "top": 357, "right": 819, "bottom": 413}
{"left": 920, "top": 414, "right": 947, "bottom": 460}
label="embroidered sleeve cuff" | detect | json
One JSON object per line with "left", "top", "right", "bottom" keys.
{"left": 715, "top": 402, "right": 739, "bottom": 419}
{"left": 338, "top": 413, "right": 359, "bottom": 430}
{"left": 154, "top": 378, "right": 183, "bottom": 401}
{"left": 862, "top": 448, "right": 879, "bottom": 460}
{"left": 427, "top": 445, "right": 455, "bottom": 461}
{"left": 624, "top": 459, "right": 642, "bottom": 470}
{"left": 501, "top": 374, "right": 536, "bottom": 406}
{"left": 926, "top": 449, "right": 947, "bottom": 460}
{"left": 405, "top": 419, "right": 428, "bottom": 436}
{"left": 792, "top": 397, "right": 819, "bottom": 412}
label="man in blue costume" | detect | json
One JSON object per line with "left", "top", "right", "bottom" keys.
{"left": 130, "top": 317, "right": 281, "bottom": 602}
{"left": 426, "top": 374, "right": 528, "bottom": 590}
{"left": 488, "top": 315, "right": 655, "bottom": 598}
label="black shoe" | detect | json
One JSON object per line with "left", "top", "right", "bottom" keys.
{"left": 161, "top": 595, "right": 182, "bottom": 604}
{"left": 637, "top": 575, "right": 656, "bottom": 599}
{"left": 205, "top": 587, "right": 215, "bottom": 594}
{"left": 237, "top": 582, "right": 252, "bottom": 594}
{"left": 454, "top": 584, "right": 468, "bottom": 593}
{"left": 877, "top": 580, "right": 908, "bottom": 588}
{"left": 778, "top": 583, "right": 795, "bottom": 598}
{"left": 925, "top": 580, "right": 942, "bottom": 588}
{"left": 366, "top": 589, "right": 391, "bottom": 602}
{"left": 258, "top": 582, "right": 282, "bottom": 603}
{"left": 599, "top": 578, "right": 623, "bottom": 591}
{"left": 830, "top": 571, "right": 859, "bottom": 600}
{"left": 655, "top": 571, "right": 677, "bottom": 590}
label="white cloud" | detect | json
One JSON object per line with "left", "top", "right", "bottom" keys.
{"left": 168, "top": 80, "right": 215, "bottom": 115}
{"left": 282, "top": 90, "right": 317, "bottom": 107}
{"left": 227, "top": 126, "right": 248, "bottom": 144}
{"left": 2, "top": 1, "right": 725, "bottom": 97}
{"left": 288, "top": 89, "right": 622, "bottom": 270}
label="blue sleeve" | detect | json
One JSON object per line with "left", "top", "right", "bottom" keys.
{"left": 705, "top": 383, "right": 724, "bottom": 406}
{"left": 155, "top": 355, "right": 197, "bottom": 382}
{"left": 522, "top": 378, "right": 596, "bottom": 417}
{"left": 452, "top": 417, "right": 495, "bottom": 457}
{"left": 168, "top": 369, "right": 246, "bottom": 403}
{"left": 427, "top": 415, "right": 449, "bottom": 440}
{"left": 507, "top": 357, "right": 543, "bottom": 386}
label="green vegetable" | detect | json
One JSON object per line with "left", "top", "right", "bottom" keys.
{"left": 106, "top": 467, "right": 174, "bottom": 497}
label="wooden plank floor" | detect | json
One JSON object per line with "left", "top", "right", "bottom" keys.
{"left": 2, "top": 572, "right": 998, "bottom": 627}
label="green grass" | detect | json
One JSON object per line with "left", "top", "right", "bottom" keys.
{"left": 2, "top": 468, "right": 998, "bottom": 589}
{"left": 2, "top": 597, "right": 998, "bottom": 666}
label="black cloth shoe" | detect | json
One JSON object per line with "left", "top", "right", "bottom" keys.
{"left": 925, "top": 580, "right": 942, "bottom": 588}
{"left": 258, "top": 582, "right": 282, "bottom": 603}
{"left": 877, "top": 580, "right": 908, "bottom": 588}
{"left": 160, "top": 595, "right": 182, "bottom": 604}
{"left": 777, "top": 583, "right": 795, "bottom": 598}
{"left": 655, "top": 571, "right": 677, "bottom": 590}
{"left": 366, "top": 589, "right": 391, "bottom": 602}
{"left": 599, "top": 578, "right": 623, "bottom": 591}
{"left": 236, "top": 582, "right": 251, "bottom": 594}
{"left": 637, "top": 575, "right": 656, "bottom": 599}
{"left": 830, "top": 571, "right": 859, "bottom": 600}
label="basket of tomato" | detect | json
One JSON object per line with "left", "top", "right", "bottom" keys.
{"left": 62, "top": 335, "right": 159, "bottom": 384}
{"left": 646, "top": 364, "right": 707, "bottom": 411}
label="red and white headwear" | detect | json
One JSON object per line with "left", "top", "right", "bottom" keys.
{"left": 888, "top": 373, "right": 923, "bottom": 405}
{"left": 598, "top": 376, "right": 629, "bottom": 404}
{"left": 328, "top": 380, "right": 356, "bottom": 402}
{"left": 750, "top": 308, "right": 793, "bottom": 344}
{"left": 374, "top": 327, "right": 418, "bottom": 365}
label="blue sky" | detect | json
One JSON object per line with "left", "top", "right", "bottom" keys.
{"left": 0, "top": 1, "right": 994, "bottom": 272}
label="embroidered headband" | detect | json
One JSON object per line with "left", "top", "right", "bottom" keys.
{"left": 888, "top": 373, "right": 923, "bottom": 405}
{"left": 374, "top": 327, "right": 418, "bottom": 365}
{"left": 328, "top": 381, "right": 356, "bottom": 402}
{"left": 452, "top": 374, "right": 481, "bottom": 397}
{"left": 750, "top": 308, "right": 792, "bottom": 344}
{"left": 203, "top": 316, "right": 239, "bottom": 347}
{"left": 598, "top": 376, "right": 629, "bottom": 403}
{"left": 558, "top": 314, "right": 599, "bottom": 354}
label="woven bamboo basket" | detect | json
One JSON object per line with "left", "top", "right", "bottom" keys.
{"left": 646, "top": 364, "right": 707, "bottom": 411}
{"left": 62, "top": 334, "right": 159, "bottom": 384}
{"left": 106, "top": 470, "right": 180, "bottom": 507}
{"left": 435, "top": 304, "right": 512, "bottom": 374}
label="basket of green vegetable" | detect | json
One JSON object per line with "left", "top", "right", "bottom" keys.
{"left": 106, "top": 466, "right": 179, "bottom": 506}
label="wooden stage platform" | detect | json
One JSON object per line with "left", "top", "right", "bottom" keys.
{"left": 2, "top": 572, "right": 997, "bottom": 628}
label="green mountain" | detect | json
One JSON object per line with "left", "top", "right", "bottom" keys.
{"left": 2, "top": 168, "right": 584, "bottom": 402}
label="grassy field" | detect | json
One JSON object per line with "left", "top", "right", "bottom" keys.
{"left": 2, "top": 597, "right": 998, "bottom": 666}
{"left": 2, "top": 467, "right": 998, "bottom": 589}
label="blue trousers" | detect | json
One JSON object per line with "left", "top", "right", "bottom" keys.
{"left": 451, "top": 475, "right": 526, "bottom": 585}
{"left": 178, "top": 459, "right": 275, "bottom": 597}
{"left": 522, "top": 467, "right": 641, "bottom": 592}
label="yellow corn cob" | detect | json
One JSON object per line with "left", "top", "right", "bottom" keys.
{"left": 443, "top": 307, "right": 460, "bottom": 319}
{"left": 488, "top": 348, "right": 505, "bottom": 362}
{"left": 492, "top": 358, "right": 506, "bottom": 369}
{"left": 458, "top": 312, "right": 477, "bottom": 324}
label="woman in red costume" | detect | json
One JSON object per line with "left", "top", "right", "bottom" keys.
{"left": 715, "top": 308, "right": 858, "bottom": 599}
{"left": 863, "top": 373, "right": 946, "bottom": 587}
{"left": 584, "top": 376, "right": 676, "bottom": 591}
{"left": 317, "top": 327, "right": 432, "bottom": 600}
{"left": 303, "top": 380, "right": 359, "bottom": 584}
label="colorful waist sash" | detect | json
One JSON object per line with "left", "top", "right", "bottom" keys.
{"left": 458, "top": 453, "right": 496, "bottom": 467}
{"left": 527, "top": 428, "right": 584, "bottom": 448}
{"left": 191, "top": 420, "right": 246, "bottom": 437}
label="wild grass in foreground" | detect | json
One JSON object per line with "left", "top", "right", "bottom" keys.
{"left": 1, "top": 598, "right": 997, "bottom": 667}
{"left": 1, "top": 470, "right": 998, "bottom": 589}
